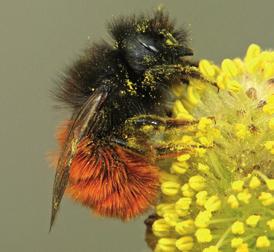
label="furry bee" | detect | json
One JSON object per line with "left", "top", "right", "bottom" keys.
{"left": 50, "top": 10, "right": 201, "bottom": 230}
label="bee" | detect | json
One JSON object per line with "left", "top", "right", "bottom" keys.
{"left": 50, "top": 10, "right": 202, "bottom": 230}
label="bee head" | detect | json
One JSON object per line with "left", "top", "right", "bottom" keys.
{"left": 109, "top": 10, "right": 193, "bottom": 73}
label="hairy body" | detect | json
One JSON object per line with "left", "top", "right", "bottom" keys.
{"left": 50, "top": 10, "right": 198, "bottom": 229}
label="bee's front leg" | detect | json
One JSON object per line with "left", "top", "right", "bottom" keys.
{"left": 144, "top": 64, "right": 200, "bottom": 83}
{"left": 144, "top": 64, "right": 218, "bottom": 90}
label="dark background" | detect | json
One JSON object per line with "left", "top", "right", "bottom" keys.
{"left": 0, "top": 1, "right": 273, "bottom": 251}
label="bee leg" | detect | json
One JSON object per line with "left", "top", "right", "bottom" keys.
{"left": 145, "top": 214, "right": 159, "bottom": 251}
{"left": 111, "top": 136, "right": 206, "bottom": 161}
{"left": 144, "top": 64, "right": 219, "bottom": 91}
{"left": 110, "top": 138, "right": 147, "bottom": 156}
{"left": 154, "top": 144, "right": 202, "bottom": 160}
{"left": 168, "top": 64, "right": 219, "bottom": 91}
{"left": 126, "top": 115, "right": 198, "bottom": 129}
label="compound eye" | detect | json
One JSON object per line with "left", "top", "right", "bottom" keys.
{"left": 138, "top": 39, "right": 159, "bottom": 53}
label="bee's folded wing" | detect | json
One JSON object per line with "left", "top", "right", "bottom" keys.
{"left": 50, "top": 86, "right": 109, "bottom": 230}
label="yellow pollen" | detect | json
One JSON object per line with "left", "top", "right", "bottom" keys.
{"left": 221, "top": 58, "right": 240, "bottom": 77}
{"left": 199, "top": 136, "right": 213, "bottom": 147}
{"left": 231, "top": 221, "right": 245, "bottom": 235}
{"left": 234, "top": 124, "right": 249, "bottom": 139}
{"left": 187, "top": 86, "right": 200, "bottom": 105}
{"left": 269, "top": 118, "right": 274, "bottom": 129}
{"left": 171, "top": 161, "right": 189, "bottom": 175}
{"left": 231, "top": 238, "right": 244, "bottom": 248}
{"left": 172, "top": 82, "right": 184, "bottom": 97}
{"left": 173, "top": 100, "right": 194, "bottom": 120}
{"left": 165, "top": 38, "right": 174, "bottom": 46}
{"left": 263, "top": 94, "right": 274, "bottom": 114}
{"left": 164, "top": 211, "right": 180, "bottom": 227}
{"left": 231, "top": 180, "right": 245, "bottom": 192}
{"left": 152, "top": 219, "right": 172, "bottom": 237}
{"left": 176, "top": 197, "right": 192, "bottom": 210}
{"left": 125, "top": 79, "right": 137, "bottom": 95}
{"left": 216, "top": 73, "right": 228, "bottom": 89}
{"left": 244, "top": 44, "right": 261, "bottom": 64}
{"left": 189, "top": 175, "right": 206, "bottom": 191}
{"left": 266, "top": 179, "right": 274, "bottom": 191}
{"left": 204, "top": 195, "right": 221, "bottom": 212}
{"left": 161, "top": 181, "right": 181, "bottom": 196}
{"left": 202, "top": 246, "right": 220, "bottom": 252}
{"left": 199, "top": 59, "right": 218, "bottom": 78}
{"left": 256, "top": 236, "right": 271, "bottom": 248}
{"left": 227, "top": 195, "right": 239, "bottom": 208}
{"left": 175, "top": 219, "right": 195, "bottom": 235}
{"left": 181, "top": 183, "right": 195, "bottom": 197}
{"left": 177, "top": 154, "right": 191, "bottom": 162}
{"left": 266, "top": 219, "right": 274, "bottom": 230}
{"left": 235, "top": 243, "right": 249, "bottom": 252}
{"left": 175, "top": 236, "right": 194, "bottom": 251}
{"left": 156, "top": 203, "right": 174, "bottom": 217}
{"left": 263, "top": 62, "right": 274, "bottom": 79}
{"left": 197, "top": 163, "right": 210, "bottom": 173}
{"left": 245, "top": 215, "right": 261, "bottom": 227}
{"left": 157, "top": 238, "right": 177, "bottom": 251}
{"left": 196, "top": 191, "right": 208, "bottom": 206}
{"left": 258, "top": 192, "right": 274, "bottom": 206}
{"left": 195, "top": 228, "right": 213, "bottom": 243}
{"left": 248, "top": 176, "right": 261, "bottom": 189}
{"left": 226, "top": 79, "right": 242, "bottom": 92}
{"left": 237, "top": 189, "right": 251, "bottom": 204}
{"left": 195, "top": 210, "right": 212, "bottom": 228}
{"left": 198, "top": 117, "right": 213, "bottom": 131}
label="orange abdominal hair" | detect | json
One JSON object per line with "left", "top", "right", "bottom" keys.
{"left": 56, "top": 122, "right": 160, "bottom": 220}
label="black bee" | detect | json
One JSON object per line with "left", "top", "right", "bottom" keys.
{"left": 50, "top": 10, "right": 200, "bottom": 230}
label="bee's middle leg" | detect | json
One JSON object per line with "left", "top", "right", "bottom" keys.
{"left": 125, "top": 115, "right": 198, "bottom": 129}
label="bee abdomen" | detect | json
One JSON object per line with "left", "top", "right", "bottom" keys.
{"left": 56, "top": 126, "right": 160, "bottom": 220}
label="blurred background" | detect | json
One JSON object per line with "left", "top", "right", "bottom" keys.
{"left": 0, "top": 0, "right": 273, "bottom": 251}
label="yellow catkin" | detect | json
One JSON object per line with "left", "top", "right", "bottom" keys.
{"left": 147, "top": 44, "right": 274, "bottom": 252}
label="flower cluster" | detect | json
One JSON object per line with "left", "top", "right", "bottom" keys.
{"left": 146, "top": 44, "right": 274, "bottom": 252}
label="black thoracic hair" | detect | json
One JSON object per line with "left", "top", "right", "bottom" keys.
{"left": 108, "top": 10, "right": 188, "bottom": 48}
{"left": 55, "top": 10, "right": 191, "bottom": 138}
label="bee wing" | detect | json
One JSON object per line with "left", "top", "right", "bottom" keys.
{"left": 50, "top": 86, "right": 109, "bottom": 230}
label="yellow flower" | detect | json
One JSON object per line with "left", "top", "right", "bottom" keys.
{"left": 145, "top": 44, "right": 274, "bottom": 252}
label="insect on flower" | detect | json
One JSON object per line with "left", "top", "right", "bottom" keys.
{"left": 50, "top": 10, "right": 205, "bottom": 230}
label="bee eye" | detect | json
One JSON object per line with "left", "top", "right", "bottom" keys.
{"left": 138, "top": 39, "right": 158, "bottom": 53}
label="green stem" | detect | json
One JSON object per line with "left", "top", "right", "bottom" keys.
{"left": 209, "top": 218, "right": 236, "bottom": 224}
{"left": 216, "top": 225, "right": 231, "bottom": 248}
